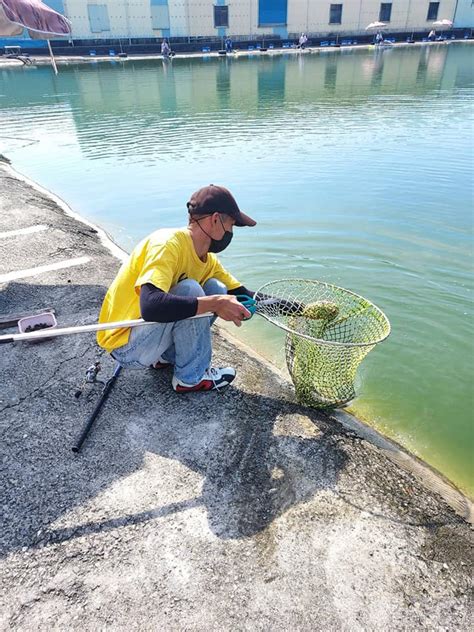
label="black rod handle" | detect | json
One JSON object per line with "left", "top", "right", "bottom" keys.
{"left": 72, "top": 363, "right": 122, "bottom": 453}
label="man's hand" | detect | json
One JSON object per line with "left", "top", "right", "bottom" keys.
{"left": 197, "top": 295, "right": 251, "bottom": 327}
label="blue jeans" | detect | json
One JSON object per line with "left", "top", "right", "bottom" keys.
{"left": 111, "top": 278, "right": 227, "bottom": 384}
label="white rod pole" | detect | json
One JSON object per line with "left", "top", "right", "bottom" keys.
{"left": 0, "top": 312, "right": 214, "bottom": 344}
{"left": 47, "top": 40, "right": 58, "bottom": 75}
{"left": 0, "top": 299, "right": 270, "bottom": 344}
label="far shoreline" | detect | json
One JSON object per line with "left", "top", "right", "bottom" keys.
{"left": 1, "top": 38, "right": 472, "bottom": 69}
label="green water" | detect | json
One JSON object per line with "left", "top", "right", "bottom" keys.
{"left": 1, "top": 44, "right": 473, "bottom": 495}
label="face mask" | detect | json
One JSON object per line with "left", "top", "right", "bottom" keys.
{"left": 196, "top": 216, "right": 234, "bottom": 253}
{"left": 209, "top": 229, "right": 233, "bottom": 253}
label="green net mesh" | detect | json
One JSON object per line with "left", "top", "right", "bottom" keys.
{"left": 255, "top": 279, "right": 391, "bottom": 409}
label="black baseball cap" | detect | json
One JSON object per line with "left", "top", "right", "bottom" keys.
{"left": 187, "top": 185, "right": 256, "bottom": 227}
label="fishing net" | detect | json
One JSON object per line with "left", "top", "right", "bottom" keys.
{"left": 255, "top": 279, "right": 391, "bottom": 409}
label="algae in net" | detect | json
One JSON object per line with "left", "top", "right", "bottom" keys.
{"left": 255, "top": 280, "right": 391, "bottom": 408}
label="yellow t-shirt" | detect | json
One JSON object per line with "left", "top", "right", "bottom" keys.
{"left": 97, "top": 227, "right": 241, "bottom": 352}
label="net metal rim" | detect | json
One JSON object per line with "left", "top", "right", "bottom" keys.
{"left": 256, "top": 278, "right": 391, "bottom": 348}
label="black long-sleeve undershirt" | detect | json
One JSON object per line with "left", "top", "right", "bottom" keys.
{"left": 139, "top": 283, "right": 254, "bottom": 323}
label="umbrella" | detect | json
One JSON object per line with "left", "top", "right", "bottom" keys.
{"left": 432, "top": 19, "right": 453, "bottom": 28}
{"left": 366, "top": 21, "right": 387, "bottom": 46}
{"left": 0, "top": 0, "right": 71, "bottom": 74}
{"left": 431, "top": 19, "right": 453, "bottom": 41}
{"left": 365, "top": 21, "right": 387, "bottom": 30}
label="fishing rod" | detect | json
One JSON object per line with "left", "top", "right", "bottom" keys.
{"left": 0, "top": 296, "right": 282, "bottom": 345}
{"left": 0, "top": 313, "right": 214, "bottom": 345}
{"left": 72, "top": 362, "right": 122, "bottom": 453}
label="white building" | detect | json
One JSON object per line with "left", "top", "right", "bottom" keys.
{"left": 19, "top": 1, "right": 474, "bottom": 41}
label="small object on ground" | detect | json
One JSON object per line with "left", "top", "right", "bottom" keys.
{"left": 17, "top": 312, "right": 57, "bottom": 342}
{"left": 85, "top": 361, "right": 101, "bottom": 383}
{"left": 25, "top": 323, "right": 50, "bottom": 332}
{"left": 0, "top": 308, "right": 55, "bottom": 329}
{"left": 74, "top": 361, "right": 103, "bottom": 398}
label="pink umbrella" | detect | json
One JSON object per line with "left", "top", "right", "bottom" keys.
{"left": 0, "top": 0, "right": 71, "bottom": 73}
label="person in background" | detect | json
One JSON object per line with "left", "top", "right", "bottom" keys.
{"left": 225, "top": 37, "right": 233, "bottom": 53}
{"left": 375, "top": 31, "right": 384, "bottom": 45}
{"left": 161, "top": 39, "right": 171, "bottom": 57}
{"left": 428, "top": 29, "right": 436, "bottom": 41}
{"left": 97, "top": 185, "right": 257, "bottom": 393}
{"left": 299, "top": 33, "right": 308, "bottom": 49}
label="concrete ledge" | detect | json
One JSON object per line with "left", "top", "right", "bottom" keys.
{"left": 1, "top": 39, "right": 472, "bottom": 69}
{"left": 0, "top": 163, "right": 472, "bottom": 629}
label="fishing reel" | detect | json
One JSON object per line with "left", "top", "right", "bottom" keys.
{"left": 74, "top": 361, "right": 105, "bottom": 399}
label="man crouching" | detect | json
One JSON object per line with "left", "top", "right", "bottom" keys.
{"left": 97, "top": 185, "right": 256, "bottom": 392}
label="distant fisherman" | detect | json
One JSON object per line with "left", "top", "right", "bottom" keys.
{"left": 299, "top": 33, "right": 308, "bottom": 49}
{"left": 161, "top": 39, "right": 171, "bottom": 57}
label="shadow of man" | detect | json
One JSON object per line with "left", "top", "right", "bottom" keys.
{"left": 135, "top": 370, "right": 348, "bottom": 539}
{"left": 1, "top": 292, "right": 347, "bottom": 552}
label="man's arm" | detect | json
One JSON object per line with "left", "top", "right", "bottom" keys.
{"left": 140, "top": 283, "right": 197, "bottom": 322}
{"left": 140, "top": 283, "right": 251, "bottom": 327}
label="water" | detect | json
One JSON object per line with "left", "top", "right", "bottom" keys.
{"left": 1, "top": 44, "right": 473, "bottom": 495}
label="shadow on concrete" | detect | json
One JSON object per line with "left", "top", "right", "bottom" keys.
{"left": 1, "top": 275, "right": 349, "bottom": 553}
{"left": 1, "top": 282, "right": 459, "bottom": 559}
{"left": 29, "top": 379, "right": 348, "bottom": 547}
{"left": 144, "top": 383, "right": 347, "bottom": 539}
{"left": 13, "top": 386, "right": 348, "bottom": 548}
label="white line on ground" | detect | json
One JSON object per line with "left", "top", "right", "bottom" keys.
{"left": 0, "top": 256, "right": 90, "bottom": 283}
{"left": 0, "top": 224, "right": 48, "bottom": 239}
{"left": 4, "top": 164, "right": 128, "bottom": 264}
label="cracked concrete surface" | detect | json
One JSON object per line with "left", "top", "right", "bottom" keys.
{"left": 0, "top": 164, "right": 473, "bottom": 630}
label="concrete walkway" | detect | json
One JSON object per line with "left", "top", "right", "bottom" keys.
{"left": 0, "top": 162, "right": 472, "bottom": 630}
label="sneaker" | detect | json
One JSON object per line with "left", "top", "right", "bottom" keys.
{"left": 151, "top": 355, "right": 171, "bottom": 369}
{"left": 172, "top": 366, "right": 236, "bottom": 392}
